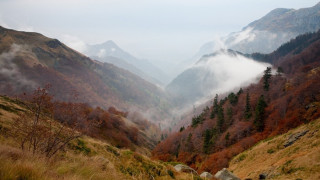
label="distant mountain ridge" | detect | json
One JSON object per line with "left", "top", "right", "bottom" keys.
{"left": 0, "top": 26, "right": 172, "bottom": 124}
{"left": 84, "top": 41, "right": 169, "bottom": 85}
{"left": 190, "top": 2, "right": 320, "bottom": 66}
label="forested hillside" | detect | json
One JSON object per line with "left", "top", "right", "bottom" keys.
{"left": 152, "top": 30, "right": 320, "bottom": 174}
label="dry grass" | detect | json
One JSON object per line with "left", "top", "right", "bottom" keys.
{"left": 0, "top": 95, "right": 195, "bottom": 180}
{"left": 229, "top": 118, "right": 320, "bottom": 180}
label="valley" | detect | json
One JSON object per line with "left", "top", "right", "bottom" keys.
{"left": 0, "top": 1, "right": 320, "bottom": 180}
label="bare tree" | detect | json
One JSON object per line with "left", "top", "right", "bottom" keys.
{"left": 11, "top": 85, "right": 82, "bottom": 158}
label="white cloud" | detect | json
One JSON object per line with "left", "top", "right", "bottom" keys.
{"left": 195, "top": 51, "right": 270, "bottom": 96}
{"left": 60, "top": 35, "right": 87, "bottom": 53}
{"left": 0, "top": 44, "right": 38, "bottom": 89}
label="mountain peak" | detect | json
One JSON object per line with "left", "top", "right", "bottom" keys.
{"left": 101, "top": 40, "right": 118, "bottom": 48}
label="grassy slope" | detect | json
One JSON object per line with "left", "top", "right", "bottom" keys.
{"left": 229, "top": 118, "right": 320, "bottom": 180}
{"left": 0, "top": 96, "right": 196, "bottom": 180}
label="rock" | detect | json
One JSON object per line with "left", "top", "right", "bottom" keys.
{"left": 200, "top": 172, "right": 213, "bottom": 179}
{"left": 174, "top": 164, "right": 197, "bottom": 174}
{"left": 214, "top": 168, "right": 240, "bottom": 180}
{"left": 259, "top": 173, "right": 267, "bottom": 179}
{"left": 283, "top": 130, "right": 309, "bottom": 147}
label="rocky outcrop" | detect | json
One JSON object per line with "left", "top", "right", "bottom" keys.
{"left": 174, "top": 164, "right": 198, "bottom": 174}
{"left": 283, "top": 130, "right": 309, "bottom": 147}
{"left": 200, "top": 172, "right": 213, "bottom": 179}
{"left": 214, "top": 168, "right": 240, "bottom": 180}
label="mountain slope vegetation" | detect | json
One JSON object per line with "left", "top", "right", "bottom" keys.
{"left": 153, "top": 30, "right": 320, "bottom": 175}
{"left": 0, "top": 95, "right": 194, "bottom": 180}
{"left": 0, "top": 26, "right": 172, "bottom": 124}
{"left": 229, "top": 118, "right": 320, "bottom": 180}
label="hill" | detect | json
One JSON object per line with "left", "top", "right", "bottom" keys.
{"left": 229, "top": 118, "right": 320, "bottom": 180}
{"left": 0, "top": 26, "right": 172, "bottom": 125}
{"left": 0, "top": 94, "right": 196, "bottom": 180}
{"left": 153, "top": 29, "right": 320, "bottom": 175}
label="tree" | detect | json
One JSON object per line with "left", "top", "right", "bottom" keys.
{"left": 217, "top": 105, "right": 225, "bottom": 133}
{"left": 179, "top": 126, "right": 185, "bottom": 132}
{"left": 254, "top": 95, "right": 267, "bottom": 132}
{"left": 203, "top": 129, "right": 211, "bottom": 154}
{"left": 244, "top": 92, "right": 252, "bottom": 120}
{"left": 228, "top": 92, "right": 238, "bottom": 105}
{"left": 211, "top": 94, "right": 219, "bottom": 119}
{"left": 237, "top": 88, "right": 243, "bottom": 96}
{"left": 213, "top": 94, "right": 219, "bottom": 114}
{"left": 226, "top": 107, "right": 233, "bottom": 126}
{"left": 277, "top": 66, "right": 284, "bottom": 75}
{"left": 11, "top": 85, "right": 82, "bottom": 158}
{"left": 225, "top": 132, "right": 230, "bottom": 146}
{"left": 263, "top": 67, "right": 272, "bottom": 91}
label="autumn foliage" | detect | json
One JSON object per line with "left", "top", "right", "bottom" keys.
{"left": 152, "top": 30, "right": 320, "bottom": 174}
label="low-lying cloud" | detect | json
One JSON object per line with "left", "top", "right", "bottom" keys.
{"left": 195, "top": 51, "right": 270, "bottom": 97}
{"left": 0, "top": 44, "right": 38, "bottom": 90}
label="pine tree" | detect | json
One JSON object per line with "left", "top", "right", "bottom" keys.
{"left": 210, "top": 94, "right": 219, "bottom": 119}
{"left": 203, "top": 129, "right": 211, "bottom": 154}
{"left": 217, "top": 105, "right": 224, "bottom": 133}
{"left": 226, "top": 107, "right": 233, "bottom": 126}
{"left": 254, "top": 95, "right": 267, "bottom": 132}
{"left": 213, "top": 94, "right": 219, "bottom": 114}
{"left": 263, "top": 67, "right": 272, "bottom": 91}
{"left": 244, "top": 92, "right": 252, "bottom": 120}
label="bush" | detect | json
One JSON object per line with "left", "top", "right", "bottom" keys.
{"left": 267, "top": 149, "right": 275, "bottom": 154}
{"left": 167, "top": 169, "right": 175, "bottom": 179}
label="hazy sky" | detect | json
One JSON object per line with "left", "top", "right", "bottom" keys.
{"left": 0, "top": 0, "right": 319, "bottom": 67}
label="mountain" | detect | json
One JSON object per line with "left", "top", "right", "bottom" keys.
{"left": 84, "top": 41, "right": 169, "bottom": 85}
{"left": 188, "top": 2, "right": 320, "bottom": 68}
{"left": 153, "top": 30, "right": 320, "bottom": 174}
{"left": 0, "top": 26, "right": 172, "bottom": 124}
{"left": 166, "top": 49, "right": 269, "bottom": 107}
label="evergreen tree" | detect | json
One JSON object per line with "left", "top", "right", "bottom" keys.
{"left": 226, "top": 107, "right": 233, "bottom": 126}
{"left": 210, "top": 94, "right": 219, "bottom": 119}
{"left": 237, "top": 88, "right": 243, "bottom": 96}
{"left": 213, "top": 94, "right": 219, "bottom": 114}
{"left": 277, "top": 66, "right": 284, "bottom": 75}
{"left": 225, "top": 132, "right": 230, "bottom": 146}
{"left": 228, "top": 92, "right": 238, "bottom": 105}
{"left": 244, "top": 92, "right": 252, "bottom": 120}
{"left": 179, "top": 126, "right": 185, "bottom": 132}
{"left": 254, "top": 95, "right": 267, "bottom": 132}
{"left": 217, "top": 105, "right": 224, "bottom": 132}
{"left": 203, "top": 129, "right": 211, "bottom": 154}
{"left": 263, "top": 67, "right": 272, "bottom": 91}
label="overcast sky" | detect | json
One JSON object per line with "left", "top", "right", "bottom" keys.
{"left": 0, "top": 0, "right": 319, "bottom": 67}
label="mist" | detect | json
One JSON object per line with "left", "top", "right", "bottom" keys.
{"left": 0, "top": 44, "right": 38, "bottom": 91}
{"left": 197, "top": 51, "right": 269, "bottom": 95}
{"left": 167, "top": 50, "right": 270, "bottom": 112}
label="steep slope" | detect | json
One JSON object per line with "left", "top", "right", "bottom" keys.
{"left": 0, "top": 95, "right": 194, "bottom": 180}
{"left": 153, "top": 30, "right": 320, "bottom": 174}
{"left": 0, "top": 26, "right": 172, "bottom": 124}
{"left": 229, "top": 118, "right": 320, "bottom": 180}
{"left": 189, "top": 2, "right": 320, "bottom": 67}
{"left": 85, "top": 41, "right": 169, "bottom": 85}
